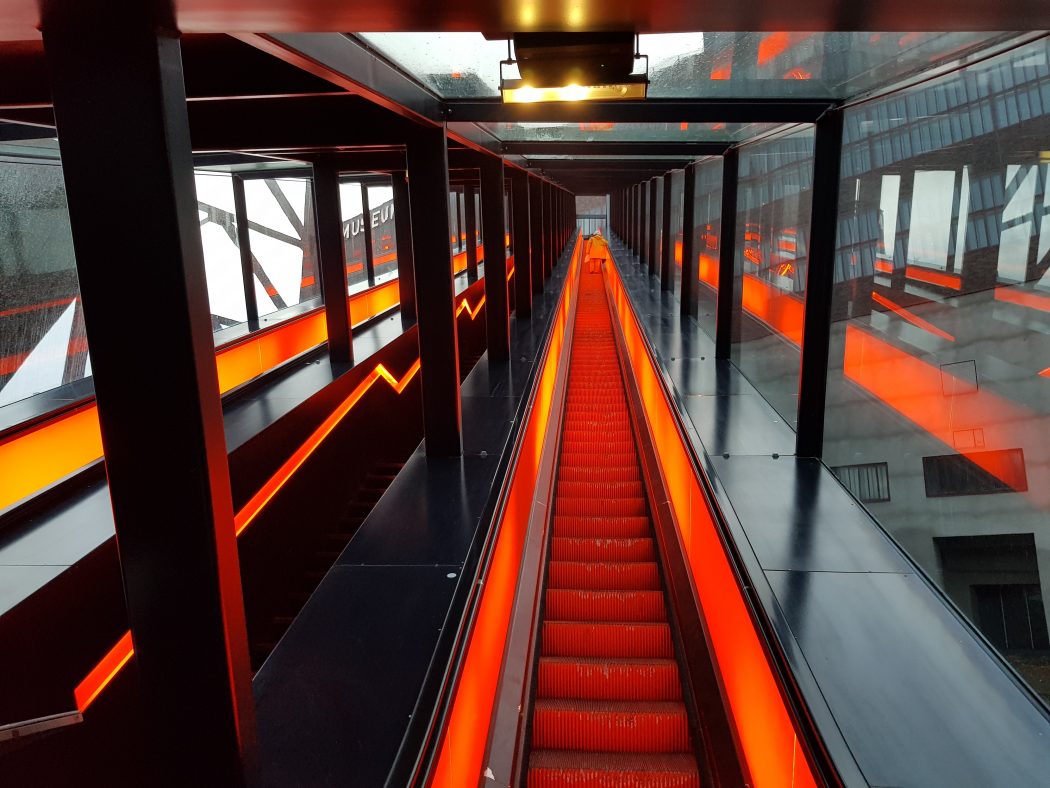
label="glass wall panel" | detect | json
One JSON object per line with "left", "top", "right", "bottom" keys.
{"left": 692, "top": 158, "right": 724, "bottom": 340}
{"left": 669, "top": 170, "right": 685, "bottom": 294}
{"left": 730, "top": 127, "right": 815, "bottom": 427}
{"left": 194, "top": 171, "right": 247, "bottom": 331}
{"left": 653, "top": 176, "right": 665, "bottom": 276}
{"left": 0, "top": 140, "right": 86, "bottom": 409}
{"left": 340, "top": 180, "right": 370, "bottom": 295}
{"left": 366, "top": 181, "right": 397, "bottom": 285}
{"left": 244, "top": 176, "right": 321, "bottom": 318}
{"left": 822, "top": 37, "right": 1050, "bottom": 701}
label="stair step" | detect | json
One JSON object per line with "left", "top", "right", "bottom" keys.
{"left": 545, "top": 589, "right": 667, "bottom": 622}
{"left": 548, "top": 561, "right": 661, "bottom": 591}
{"left": 542, "top": 622, "right": 673, "bottom": 659}
{"left": 558, "top": 466, "right": 641, "bottom": 483}
{"left": 555, "top": 496, "right": 647, "bottom": 517}
{"left": 553, "top": 516, "right": 651, "bottom": 538}
{"left": 558, "top": 481, "right": 645, "bottom": 499}
{"left": 527, "top": 751, "right": 700, "bottom": 788}
{"left": 551, "top": 537, "right": 655, "bottom": 563}
{"left": 537, "top": 657, "right": 682, "bottom": 702}
{"left": 532, "top": 699, "right": 690, "bottom": 753}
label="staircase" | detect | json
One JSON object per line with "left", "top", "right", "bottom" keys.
{"left": 526, "top": 267, "right": 701, "bottom": 787}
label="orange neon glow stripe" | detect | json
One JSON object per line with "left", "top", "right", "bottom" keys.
{"left": 0, "top": 296, "right": 76, "bottom": 319}
{"left": 76, "top": 355, "right": 423, "bottom": 711}
{"left": 871, "top": 291, "right": 955, "bottom": 341}
{"left": 1040, "top": 367, "right": 1050, "bottom": 378}
{"left": 234, "top": 357, "right": 421, "bottom": 536}
{"left": 74, "top": 631, "right": 134, "bottom": 712}
{"left": 740, "top": 273, "right": 804, "bottom": 346}
{"left": 874, "top": 259, "right": 894, "bottom": 274}
{"left": 455, "top": 295, "right": 486, "bottom": 321}
{"left": 905, "top": 265, "right": 962, "bottom": 290}
{"left": 994, "top": 286, "right": 1050, "bottom": 313}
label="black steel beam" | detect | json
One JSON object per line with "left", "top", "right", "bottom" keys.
{"left": 680, "top": 163, "right": 698, "bottom": 317}
{"left": 715, "top": 148, "right": 740, "bottom": 360}
{"left": 661, "top": 173, "right": 674, "bottom": 291}
{"left": 41, "top": 2, "right": 256, "bottom": 782}
{"left": 313, "top": 160, "right": 353, "bottom": 363}
{"left": 406, "top": 125, "right": 462, "bottom": 456}
{"left": 390, "top": 171, "right": 416, "bottom": 323}
{"left": 523, "top": 159, "right": 692, "bottom": 171}
{"left": 529, "top": 176, "right": 545, "bottom": 294}
{"left": 503, "top": 141, "right": 730, "bottom": 157}
{"left": 480, "top": 156, "right": 510, "bottom": 361}
{"left": 231, "top": 175, "right": 261, "bottom": 327}
{"left": 445, "top": 99, "right": 834, "bottom": 124}
{"left": 510, "top": 173, "right": 532, "bottom": 318}
{"left": 795, "top": 108, "right": 845, "bottom": 458}
{"left": 464, "top": 183, "right": 479, "bottom": 282}
{"left": 360, "top": 182, "right": 377, "bottom": 288}
{"left": 647, "top": 177, "right": 659, "bottom": 278}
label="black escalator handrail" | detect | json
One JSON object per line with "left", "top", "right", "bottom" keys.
{"left": 0, "top": 709, "right": 82, "bottom": 743}
{"left": 599, "top": 253, "right": 855, "bottom": 788}
{"left": 404, "top": 234, "right": 583, "bottom": 788}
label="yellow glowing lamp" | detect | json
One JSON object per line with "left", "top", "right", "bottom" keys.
{"left": 501, "top": 79, "right": 647, "bottom": 103}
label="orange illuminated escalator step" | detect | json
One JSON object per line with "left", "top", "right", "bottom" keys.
{"left": 527, "top": 750, "right": 701, "bottom": 788}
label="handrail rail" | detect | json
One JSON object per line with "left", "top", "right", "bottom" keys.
{"left": 0, "top": 709, "right": 82, "bottom": 743}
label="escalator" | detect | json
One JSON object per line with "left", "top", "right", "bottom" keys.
{"left": 525, "top": 267, "right": 702, "bottom": 787}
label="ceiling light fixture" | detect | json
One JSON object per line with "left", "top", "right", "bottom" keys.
{"left": 500, "top": 32, "right": 648, "bottom": 103}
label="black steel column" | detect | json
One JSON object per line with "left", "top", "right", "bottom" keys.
{"left": 661, "top": 173, "right": 674, "bottom": 291}
{"left": 628, "top": 185, "right": 636, "bottom": 252}
{"left": 529, "top": 176, "right": 545, "bottom": 294}
{"left": 715, "top": 148, "right": 740, "bottom": 360}
{"left": 313, "top": 160, "right": 353, "bottom": 363}
{"left": 231, "top": 175, "right": 259, "bottom": 328}
{"left": 640, "top": 181, "right": 650, "bottom": 270}
{"left": 480, "top": 157, "right": 510, "bottom": 362}
{"left": 511, "top": 173, "right": 533, "bottom": 318}
{"left": 391, "top": 171, "right": 417, "bottom": 323}
{"left": 360, "top": 183, "right": 376, "bottom": 288}
{"left": 406, "top": 126, "right": 462, "bottom": 456}
{"left": 648, "top": 178, "right": 659, "bottom": 278}
{"left": 42, "top": 2, "right": 256, "bottom": 782}
{"left": 464, "top": 182, "right": 479, "bottom": 282}
{"left": 680, "top": 164, "right": 699, "bottom": 318}
{"left": 796, "top": 108, "right": 845, "bottom": 458}
{"left": 546, "top": 182, "right": 556, "bottom": 272}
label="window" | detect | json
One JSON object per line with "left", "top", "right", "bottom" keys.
{"left": 831, "top": 461, "right": 891, "bottom": 503}
{"left": 923, "top": 449, "right": 1028, "bottom": 497}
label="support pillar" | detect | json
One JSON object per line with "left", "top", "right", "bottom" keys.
{"left": 648, "top": 177, "right": 659, "bottom": 278}
{"left": 480, "top": 157, "right": 510, "bottom": 362}
{"left": 391, "top": 171, "right": 417, "bottom": 323}
{"left": 511, "top": 174, "right": 533, "bottom": 318}
{"left": 361, "top": 182, "right": 376, "bottom": 288}
{"left": 465, "top": 182, "right": 479, "bottom": 282}
{"left": 715, "top": 149, "right": 740, "bottom": 360}
{"left": 406, "top": 126, "right": 462, "bottom": 456}
{"left": 795, "top": 109, "right": 845, "bottom": 458}
{"left": 42, "top": 1, "right": 256, "bottom": 781}
{"left": 529, "top": 176, "right": 545, "bottom": 295}
{"left": 661, "top": 173, "right": 674, "bottom": 291}
{"left": 313, "top": 160, "right": 353, "bottom": 363}
{"left": 680, "top": 163, "right": 699, "bottom": 318}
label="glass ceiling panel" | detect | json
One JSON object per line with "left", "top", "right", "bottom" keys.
{"left": 478, "top": 122, "right": 779, "bottom": 143}
{"left": 358, "top": 31, "right": 1022, "bottom": 101}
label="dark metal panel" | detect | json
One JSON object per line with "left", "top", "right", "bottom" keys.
{"left": 715, "top": 149, "right": 739, "bottom": 360}
{"left": 360, "top": 180, "right": 377, "bottom": 288}
{"left": 480, "top": 157, "right": 511, "bottom": 361}
{"left": 647, "top": 177, "right": 659, "bottom": 278}
{"left": 254, "top": 565, "right": 458, "bottom": 787}
{"left": 708, "top": 455, "right": 902, "bottom": 572}
{"left": 312, "top": 160, "right": 353, "bottom": 363}
{"left": 406, "top": 125, "right": 462, "bottom": 456}
{"left": 445, "top": 99, "right": 834, "bottom": 124}
{"left": 795, "top": 108, "right": 844, "bottom": 458}
{"left": 510, "top": 172, "right": 533, "bottom": 318}
{"left": 660, "top": 172, "right": 674, "bottom": 291}
{"left": 766, "top": 568, "right": 1050, "bottom": 788}
{"left": 40, "top": 2, "right": 255, "bottom": 782}
{"left": 464, "top": 183, "right": 479, "bottom": 282}
{"left": 390, "top": 171, "right": 417, "bottom": 323}
{"left": 680, "top": 163, "right": 698, "bottom": 317}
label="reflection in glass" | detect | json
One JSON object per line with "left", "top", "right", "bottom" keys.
{"left": 194, "top": 171, "right": 247, "bottom": 330}
{"left": 244, "top": 176, "right": 321, "bottom": 317}
{"left": 0, "top": 142, "right": 85, "bottom": 409}
{"left": 366, "top": 181, "right": 397, "bottom": 286}
{"left": 692, "top": 158, "right": 723, "bottom": 340}
{"left": 822, "top": 38, "right": 1050, "bottom": 702}
{"left": 668, "top": 170, "right": 685, "bottom": 295}
{"left": 730, "top": 127, "right": 815, "bottom": 427}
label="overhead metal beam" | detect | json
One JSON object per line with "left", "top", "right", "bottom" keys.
{"left": 503, "top": 141, "right": 729, "bottom": 157}
{"left": 523, "top": 159, "right": 691, "bottom": 172}
{"left": 444, "top": 99, "right": 834, "bottom": 124}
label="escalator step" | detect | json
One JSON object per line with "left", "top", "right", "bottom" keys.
{"left": 555, "top": 496, "right": 647, "bottom": 517}
{"left": 552, "top": 516, "right": 650, "bottom": 538}
{"left": 527, "top": 751, "right": 701, "bottom": 788}
{"left": 558, "top": 466, "right": 641, "bottom": 483}
{"left": 542, "top": 621, "right": 673, "bottom": 659}
{"left": 537, "top": 657, "right": 682, "bottom": 702}
{"left": 548, "top": 561, "right": 661, "bottom": 591}
{"left": 545, "top": 589, "right": 667, "bottom": 622}
{"left": 551, "top": 537, "right": 656, "bottom": 563}
{"left": 532, "top": 699, "right": 690, "bottom": 753}
{"left": 556, "top": 481, "right": 645, "bottom": 499}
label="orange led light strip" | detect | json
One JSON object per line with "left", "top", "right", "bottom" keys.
{"left": 871, "top": 291, "right": 955, "bottom": 342}
{"left": 455, "top": 295, "right": 486, "bottom": 321}
{"left": 75, "top": 354, "right": 423, "bottom": 711}
{"left": 234, "top": 357, "right": 421, "bottom": 536}
{"left": 905, "top": 265, "right": 962, "bottom": 290}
